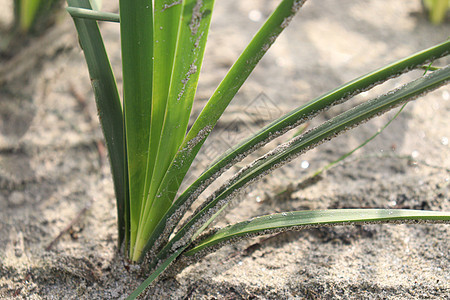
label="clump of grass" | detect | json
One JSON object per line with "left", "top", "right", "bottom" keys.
{"left": 66, "top": 1, "right": 450, "bottom": 298}
{"left": 13, "top": 0, "right": 62, "bottom": 33}
{"left": 423, "top": 0, "right": 450, "bottom": 24}
{"left": 0, "top": 0, "right": 63, "bottom": 54}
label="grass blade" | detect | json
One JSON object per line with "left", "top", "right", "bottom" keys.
{"left": 135, "top": 0, "right": 216, "bottom": 261}
{"left": 180, "top": 41, "right": 450, "bottom": 215}
{"left": 119, "top": 0, "right": 154, "bottom": 258}
{"left": 132, "top": 0, "right": 184, "bottom": 261}
{"left": 126, "top": 247, "right": 186, "bottom": 300}
{"left": 90, "top": 0, "right": 102, "bottom": 11}
{"left": 141, "top": 0, "right": 308, "bottom": 262}
{"left": 141, "top": 0, "right": 183, "bottom": 210}
{"left": 162, "top": 65, "right": 449, "bottom": 260}
{"left": 66, "top": 7, "right": 120, "bottom": 22}
{"left": 67, "top": 0, "right": 126, "bottom": 246}
{"left": 142, "top": 41, "right": 450, "bottom": 263}
{"left": 167, "top": 0, "right": 307, "bottom": 202}
{"left": 185, "top": 209, "right": 450, "bottom": 255}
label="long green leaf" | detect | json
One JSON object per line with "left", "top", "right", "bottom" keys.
{"left": 126, "top": 246, "right": 187, "bottom": 300}
{"left": 139, "top": 0, "right": 216, "bottom": 260}
{"left": 90, "top": 0, "right": 102, "bottom": 10}
{"left": 67, "top": 0, "right": 126, "bottom": 246}
{"left": 130, "top": 208, "right": 450, "bottom": 299}
{"left": 159, "top": 65, "right": 449, "bottom": 262}
{"left": 141, "top": 0, "right": 183, "bottom": 211}
{"left": 141, "top": 0, "right": 308, "bottom": 263}
{"left": 134, "top": 0, "right": 215, "bottom": 261}
{"left": 181, "top": 42, "right": 450, "bottom": 211}
{"left": 142, "top": 40, "right": 450, "bottom": 264}
{"left": 119, "top": 0, "right": 154, "bottom": 258}
{"left": 189, "top": 65, "right": 450, "bottom": 233}
{"left": 185, "top": 209, "right": 450, "bottom": 255}
{"left": 168, "top": 0, "right": 307, "bottom": 209}
{"left": 132, "top": 0, "right": 184, "bottom": 261}
{"left": 66, "top": 7, "right": 120, "bottom": 22}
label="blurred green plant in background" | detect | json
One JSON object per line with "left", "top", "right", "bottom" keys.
{"left": 13, "top": 0, "right": 61, "bottom": 34}
{"left": 423, "top": 0, "right": 450, "bottom": 24}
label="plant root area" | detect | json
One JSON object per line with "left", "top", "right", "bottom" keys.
{"left": 1, "top": 1, "right": 449, "bottom": 299}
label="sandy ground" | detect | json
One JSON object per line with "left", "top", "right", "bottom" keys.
{"left": 0, "top": 0, "right": 449, "bottom": 299}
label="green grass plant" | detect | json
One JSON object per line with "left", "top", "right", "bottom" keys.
{"left": 423, "top": 0, "right": 450, "bottom": 24}
{"left": 15, "top": 0, "right": 42, "bottom": 32}
{"left": 66, "top": 1, "right": 450, "bottom": 298}
{"left": 13, "top": 0, "right": 61, "bottom": 33}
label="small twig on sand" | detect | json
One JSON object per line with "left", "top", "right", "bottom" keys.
{"left": 96, "top": 140, "right": 107, "bottom": 167}
{"left": 69, "top": 82, "right": 92, "bottom": 123}
{"left": 45, "top": 203, "right": 92, "bottom": 251}
{"left": 69, "top": 82, "right": 107, "bottom": 166}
